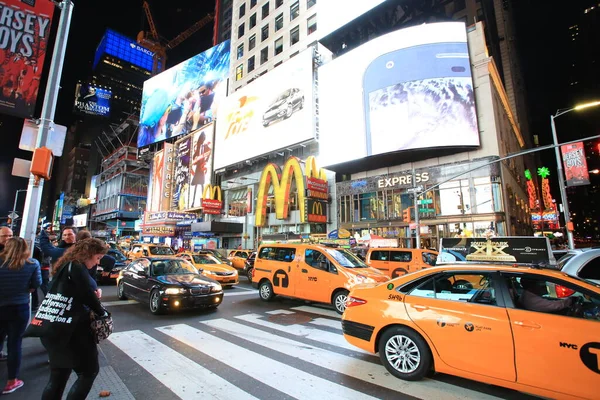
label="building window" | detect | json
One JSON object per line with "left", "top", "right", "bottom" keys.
{"left": 290, "top": 51, "right": 299, "bottom": 58}
{"left": 276, "top": 0, "right": 283, "bottom": 8}
{"left": 238, "top": 23, "right": 245, "bottom": 38}
{"left": 274, "top": 60, "right": 283, "bottom": 68}
{"left": 274, "top": 37, "right": 283, "bottom": 55}
{"left": 290, "top": 1, "right": 300, "bottom": 20}
{"left": 250, "top": 0, "right": 257, "bottom": 7}
{"left": 261, "top": 24, "right": 269, "bottom": 41}
{"left": 307, "top": 14, "right": 316, "bottom": 35}
{"left": 239, "top": 3, "right": 246, "bottom": 18}
{"left": 290, "top": 25, "right": 300, "bottom": 45}
{"left": 249, "top": 34, "right": 256, "bottom": 50}
{"left": 262, "top": 2, "right": 269, "bottom": 18}
{"left": 307, "top": 0, "right": 316, "bottom": 9}
{"left": 275, "top": 13, "right": 283, "bottom": 31}
{"left": 249, "top": 13, "right": 257, "bottom": 29}
{"left": 236, "top": 64, "right": 243, "bottom": 81}
{"left": 260, "top": 47, "right": 268, "bottom": 64}
{"left": 248, "top": 55, "right": 255, "bottom": 72}
{"left": 237, "top": 43, "right": 244, "bottom": 59}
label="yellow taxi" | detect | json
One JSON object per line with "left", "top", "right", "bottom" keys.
{"left": 252, "top": 243, "right": 389, "bottom": 314}
{"left": 128, "top": 243, "right": 175, "bottom": 260}
{"left": 365, "top": 247, "right": 438, "bottom": 278}
{"left": 178, "top": 252, "right": 239, "bottom": 287}
{"left": 342, "top": 237, "right": 600, "bottom": 400}
{"left": 228, "top": 249, "right": 252, "bottom": 271}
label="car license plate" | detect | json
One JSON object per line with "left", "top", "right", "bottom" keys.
{"left": 102, "top": 272, "right": 109, "bottom": 277}
{"left": 110, "top": 273, "right": 119, "bottom": 279}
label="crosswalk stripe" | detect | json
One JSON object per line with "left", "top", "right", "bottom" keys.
{"left": 309, "top": 317, "right": 341, "bottom": 330}
{"left": 291, "top": 305, "right": 340, "bottom": 318}
{"left": 235, "top": 313, "right": 367, "bottom": 353}
{"left": 158, "top": 324, "right": 380, "bottom": 400}
{"left": 224, "top": 290, "right": 258, "bottom": 297}
{"left": 231, "top": 285, "right": 255, "bottom": 291}
{"left": 103, "top": 300, "right": 139, "bottom": 307}
{"left": 108, "top": 330, "right": 257, "bottom": 400}
{"left": 202, "top": 318, "right": 503, "bottom": 400}
{"left": 266, "top": 309, "right": 296, "bottom": 315}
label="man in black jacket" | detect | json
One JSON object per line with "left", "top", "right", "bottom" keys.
{"left": 38, "top": 227, "right": 76, "bottom": 264}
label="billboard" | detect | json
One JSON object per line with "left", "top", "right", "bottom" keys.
{"left": 89, "top": 175, "right": 99, "bottom": 204}
{"left": 93, "top": 29, "right": 154, "bottom": 72}
{"left": 73, "top": 82, "right": 112, "bottom": 117}
{"left": 214, "top": 49, "right": 314, "bottom": 169}
{"left": 318, "top": 22, "right": 480, "bottom": 167}
{"left": 137, "top": 40, "right": 230, "bottom": 148}
{"left": 171, "top": 136, "right": 191, "bottom": 211}
{"left": 188, "top": 124, "right": 214, "bottom": 209}
{"left": 0, "top": 0, "right": 55, "bottom": 119}
{"left": 148, "top": 150, "right": 164, "bottom": 212}
{"left": 561, "top": 142, "right": 590, "bottom": 187}
{"left": 162, "top": 143, "right": 175, "bottom": 211}
{"left": 72, "top": 213, "right": 88, "bottom": 228}
{"left": 318, "top": 0, "right": 386, "bottom": 40}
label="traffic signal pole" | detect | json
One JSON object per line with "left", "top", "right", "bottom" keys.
{"left": 411, "top": 168, "right": 421, "bottom": 249}
{"left": 19, "top": 1, "right": 74, "bottom": 251}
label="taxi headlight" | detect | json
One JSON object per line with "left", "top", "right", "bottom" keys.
{"left": 203, "top": 270, "right": 216, "bottom": 275}
{"left": 211, "top": 283, "right": 222, "bottom": 293}
{"left": 165, "top": 287, "right": 186, "bottom": 295}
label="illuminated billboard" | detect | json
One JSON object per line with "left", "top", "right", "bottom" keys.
{"left": 171, "top": 136, "right": 191, "bottom": 211}
{"left": 214, "top": 49, "right": 314, "bottom": 169}
{"left": 73, "top": 82, "right": 112, "bottom": 117}
{"left": 0, "top": 0, "right": 55, "bottom": 119}
{"left": 318, "top": 0, "right": 386, "bottom": 40}
{"left": 93, "top": 29, "right": 154, "bottom": 72}
{"left": 148, "top": 149, "right": 165, "bottom": 212}
{"left": 188, "top": 124, "right": 214, "bottom": 209}
{"left": 561, "top": 142, "right": 590, "bottom": 187}
{"left": 318, "top": 22, "right": 480, "bottom": 167}
{"left": 137, "top": 41, "right": 230, "bottom": 148}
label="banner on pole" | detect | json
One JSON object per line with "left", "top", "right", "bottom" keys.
{"left": 0, "top": 0, "right": 55, "bottom": 119}
{"left": 561, "top": 142, "right": 590, "bottom": 187}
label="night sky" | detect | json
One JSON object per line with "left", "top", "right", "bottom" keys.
{"left": 0, "top": 1, "right": 597, "bottom": 223}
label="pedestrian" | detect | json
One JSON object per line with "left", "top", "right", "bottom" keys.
{"left": 41, "top": 238, "right": 108, "bottom": 400}
{"left": 30, "top": 244, "right": 45, "bottom": 312}
{"left": 37, "top": 226, "right": 77, "bottom": 264}
{"left": 0, "top": 237, "right": 42, "bottom": 394}
{"left": 0, "top": 226, "right": 14, "bottom": 362}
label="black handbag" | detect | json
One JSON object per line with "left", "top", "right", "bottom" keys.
{"left": 24, "top": 262, "right": 85, "bottom": 342}
{"left": 90, "top": 310, "right": 113, "bottom": 343}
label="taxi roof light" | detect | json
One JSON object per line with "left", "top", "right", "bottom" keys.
{"left": 346, "top": 296, "right": 368, "bottom": 308}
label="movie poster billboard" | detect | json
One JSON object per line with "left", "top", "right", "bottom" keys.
{"left": 137, "top": 40, "right": 230, "bottom": 148}
{"left": 73, "top": 82, "right": 112, "bottom": 117}
{"left": 148, "top": 150, "right": 164, "bottom": 212}
{"left": 171, "top": 136, "right": 191, "bottom": 211}
{"left": 162, "top": 143, "right": 175, "bottom": 211}
{"left": 561, "top": 142, "right": 590, "bottom": 187}
{"left": 188, "top": 123, "right": 214, "bottom": 210}
{"left": 214, "top": 49, "right": 314, "bottom": 169}
{"left": 0, "top": 0, "right": 55, "bottom": 119}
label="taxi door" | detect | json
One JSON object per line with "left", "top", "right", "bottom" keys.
{"left": 404, "top": 271, "right": 516, "bottom": 382}
{"left": 295, "top": 248, "right": 334, "bottom": 303}
{"left": 267, "top": 248, "right": 297, "bottom": 298}
{"left": 503, "top": 274, "right": 600, "bottom": 399}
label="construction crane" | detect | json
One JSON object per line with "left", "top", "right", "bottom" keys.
{"left": 137, "top": 0, "right": 214, "bottom": 75}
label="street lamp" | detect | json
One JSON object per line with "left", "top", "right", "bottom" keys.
{"left": 550, "top": 100, "right": 600, "bottom": 250}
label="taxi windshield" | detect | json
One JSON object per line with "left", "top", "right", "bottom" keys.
{"left": 325, "top": 248, "right": 368, "bottom": 268}
{"left": 193, "top": 254, "right": 221, "bottom": 265}
{"left": 149, "top": 246, "right": 175, "bottom": 255}
{"left": 151, "top": 260, "right": 198, "bottom": 276}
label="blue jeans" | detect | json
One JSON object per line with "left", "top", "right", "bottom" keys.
{"left": 0, "top": 304, "right": 30, "bottom": 379}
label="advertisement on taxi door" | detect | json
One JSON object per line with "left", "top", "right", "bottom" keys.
{"left": 438, "top": 237, "right": 554, "bottom": 265}
{"left": 0, "top": 0, "right": 55, "bottom": 119}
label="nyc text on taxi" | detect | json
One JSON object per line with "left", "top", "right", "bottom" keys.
{"left": 342, "top": 261, "right": 600, "bottom": 399}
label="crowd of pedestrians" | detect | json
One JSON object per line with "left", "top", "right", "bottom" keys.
{"left": 0, "top": 225, "right": 110, "bottom": 398}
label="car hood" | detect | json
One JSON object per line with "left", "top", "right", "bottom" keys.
{"left": 200, "top": 264, "right": 237, "bottom": 273}
{"left": 266, "top": 99, "right": 286, "bottom": 111}
{"left": 156, "top": 274, "right": 218, "bottom": 287}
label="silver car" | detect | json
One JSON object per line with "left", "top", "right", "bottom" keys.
{"left": 558, "top": 248, "right": 600, "bottom": 285}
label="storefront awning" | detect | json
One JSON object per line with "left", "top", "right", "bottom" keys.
{"left": 191, "top": 221, "right": 243, "bottom": 234}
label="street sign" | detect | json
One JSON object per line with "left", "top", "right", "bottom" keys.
{"left": 12, "top": 158, "right": 31, "bottom": 178}
{"left": 418, "top": 208, "right": 432, "bottom": 213}
{"left": 19, "top": 120, "right": 67, "bottom": 157}
{"left": 407, "top": 186, "right": 423, "bottom": 193}
{"left": 417, "top": 199, "right": 433, "bottom": 205}
{"left": 8, "top": 212, "right": 18, "bottom": 220}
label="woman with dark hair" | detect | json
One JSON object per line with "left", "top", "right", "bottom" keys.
{"left": 0, "top": 237, "right": 42, "bottom": 394}
{"left": 41, "top": 239, "right": 108, "bottom": 400}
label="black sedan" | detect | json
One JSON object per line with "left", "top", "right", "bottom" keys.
{"left": 116, "top": 257, "right": 223, "bottom": 315}
{"left": 96, "top": 249, "right": 128, "bottom": 283}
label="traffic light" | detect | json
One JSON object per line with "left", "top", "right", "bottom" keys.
{"left": 403, "top": 207, "right": 413, "bottom": 222}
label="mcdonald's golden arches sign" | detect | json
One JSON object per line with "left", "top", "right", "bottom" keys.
{"left": 202, "top": 185, "right": 223, "bottom": 215}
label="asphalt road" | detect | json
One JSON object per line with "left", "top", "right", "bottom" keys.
{"left": 2, "top": 280, "right": 539, "bottom": 400}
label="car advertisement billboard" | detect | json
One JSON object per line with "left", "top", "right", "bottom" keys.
{"left": 137, "top": 40, "right": 230, "bottom": 148}
{"left": 0, "top": 0, "right": 55, "bottom": 119}
{"left": 73, "top": 82, "right": 112, "bottom": 117}
{"left": 318, "top": 22, "right": 480, "bottom": 167}
{"left": 214, "top": 49, "right": 314, "bottom": 169}
{"left": 561, "top": 142, "right": 590, "bottom": 187}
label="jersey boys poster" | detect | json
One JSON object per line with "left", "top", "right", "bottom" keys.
{"left": 0, "top": 0, "right": 55, "bottom": 118}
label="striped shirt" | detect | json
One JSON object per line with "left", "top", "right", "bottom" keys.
{"left": 0, "top": 258, "right": 42, "bottom": 307}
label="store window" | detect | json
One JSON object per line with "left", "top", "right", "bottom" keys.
{"left": 438, "top": 179, "right": 471, "bottom": 215}
{"left": 228, "top": 190, "right": 249, "bottom": 217}
{"left": 290, "top": 25, "right": 300, "bottom": 45}
{"left": 473, "top": 177, "right": 494, "bottom": 213}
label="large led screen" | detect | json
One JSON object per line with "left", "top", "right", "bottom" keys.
{"left": 318, "top": 0, "right": 386, "bottom": 40}
{"left": 137, "top": 40, "right": 230, "bottom": 148}
{"left": 318, "top": 22, "right": 480, "bottom": 167}
{"left": 73, "top": 82, "right": 112, "bottom": 117}
{"left": 214, "top": 49, "right": 314, "bottom": 169}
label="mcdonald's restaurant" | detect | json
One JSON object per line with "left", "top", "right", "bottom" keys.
{"left": 335, "top": 157, "right": 533, "bottom": 250}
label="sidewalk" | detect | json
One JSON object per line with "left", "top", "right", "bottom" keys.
{"left": 0, "top": 337, "right": 134, "bottom": 399}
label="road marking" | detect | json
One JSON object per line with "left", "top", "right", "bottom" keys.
{"left": 231, "top": 285, "right": 255, "bottom": 291}
{"left": 235, "top": 313, "right": 367, "bottom": 353}
{"left": 224, "top": 290, "right": 258, "bottom": 297}
{"left": 103, "top": 300, "right": 139, "bottom": 307}
{"left": 108, "top": 330, "right": 256, "bottom": 400}
{"left": 203, "top": 318, "right": 502, "bottom": 400}
{"left": 309, "top": 317, "right": 341, "bottom": 330}
{"left": 158, "top": 324, "right": 379, "bottom": 400}
{"left": 266, "top": 310, "right": 296, "bottom": 315}
{"left": 291, "top": 305, "right": 340, "bottom": 319}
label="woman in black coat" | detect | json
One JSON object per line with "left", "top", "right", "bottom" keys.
{"left": 41, "top": 239, "right": 108, "bottom": 400}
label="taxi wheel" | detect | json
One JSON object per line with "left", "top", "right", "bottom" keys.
{"left": 259, "top": 281, "right": 275, "bottom": 301}
{"left": 378, "top": 327, "right": 432, "bottom": 381}
{"left": 149, "top": 289, "right": 165, "bottom": 315}
{"left": 117, "top": 280, "right": 127, "bottom": 300}
{"left": 332, "top": 290, "right": 349, "bottom": 314}
{"left": 246, "top": 268, "right": 254, "bottom": 282}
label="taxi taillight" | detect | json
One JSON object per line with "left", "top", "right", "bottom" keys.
{"left": 346, "top": 296, "right": 367, "bottom": 308}
{"left": 555, "top": 284, "right": 575, "bottom": 298}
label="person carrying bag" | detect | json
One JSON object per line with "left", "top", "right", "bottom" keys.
{"left": 26, "top": 238, "right": 111, "bottom": 400}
